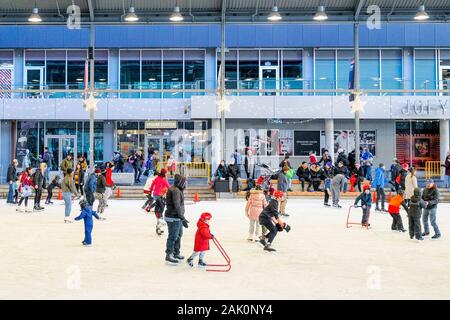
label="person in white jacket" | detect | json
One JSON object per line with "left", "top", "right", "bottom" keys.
{"left": 404, "top": 168, "right": 418, "bottom": 205}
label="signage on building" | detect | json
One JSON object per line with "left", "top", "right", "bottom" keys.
{"left": 401, "top": 99, "right": 448, "bottom": 116}
{"left": 294, "top": 131, "right": 321, "bottom": 156}
{"left": 145, "top": 120, "right": 177, "bottom": 129}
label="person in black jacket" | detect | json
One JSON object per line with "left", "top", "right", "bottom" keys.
{"left": 296, "top": 162, "right": 311, "bottom": 192}
{"left": 258, "top": 190, "right": 287, "bottom": 252}
{"left": 309, "top": 163, "right": 323, "bottom": 191}
{"left": 32, "top": 163, "right": 47, "bottom": 211}
{"left": 164, "top": 174, "right": 188, "bottom": 264}
{"left": 318, "top": 150, "right": 332, "bottom": 167}
{"left": 336, "top": 148, "right": 349, "bottom": 167}
{"left": 408, "top": 188, "right": 425, "bottom": 241}
{"left": 6, "top": 159, "right": 18, "bottom": 204}
{"left": 333, "top": 161, "right": 350, "bottom": 192}
{"left": 45, "top": 175, "right": 61, "bottom": 205}
{"left": 350, "top": 163, "right": 364, "bottom": 192}
{"left": 227, "top": 158, "right": 242, "bottom": 192}
{"left": 421, "top": 180, "right": 441, "bottom": 239}
{"left": 95, "top": 169, "right": 107, "bottom": 215}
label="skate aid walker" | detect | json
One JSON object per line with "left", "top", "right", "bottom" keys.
{"left": 206, "top": 237, "right": 231, "bottom": 273}
{"left": 346, "top": 205, "right": 371, "bottom": 229}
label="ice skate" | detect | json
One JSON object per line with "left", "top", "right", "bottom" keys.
{"left": 82, "top": 242, "right": 92, "bottom": 247}
{"left": 24, "top": 207, "right": 32, "bottom": 213}
{"left": 156, "top": 227, "right": 164, "bottom": 235}
{"left": 186, "top": 257, "right": 194, "bottom": 267}
{"left": 173, "top": 254, "right": 185, "bottom": 260}
{"left": 324, "top": 203, "right": 331, "bottom": 207}
{"left": 264, "top": 243, "right": 276, "bottom": 252}
{"left": 247, "top": 236, "right": 254, "bottom": 242}
{"left": 157, "top": 218, "right": 167, "bottom": 226}
{"left": 422, "top": 232, "right": 430, "bottom": 237}
{"left": 198, "top": 260, "right": 207, "bottom": 267}
{"left": 431, "top": 234, "right": 441, "bottom": 240}
{"left": 257, "top": 236, "right": 267, "bottom": 247}
{"left": 165, "top": 254, "right": 179, "bottom": 264}
{"left": 16, "top": 205, "right": 24, "bottom": 213}
{"left": 64, "top": 217, "right": 73, "bottom": 223}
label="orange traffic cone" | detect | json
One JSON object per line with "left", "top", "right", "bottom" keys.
{"left": 193, "top": 192, "right": 200, "bottom": 203}
{"left": 372, "top": 191, "right": 377, "bottom": 203}
{"left": 116, "top": 187, "right": 121, "bottom": 198}
{"left": 57, "top": 189, "right": 63, "bottom": 200}
{"left": 387, "top": 191, "right": 392, "bottom": 202}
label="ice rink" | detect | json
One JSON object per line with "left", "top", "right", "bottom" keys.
{"left": 1, "top": 198, "right": 449, "bottom": 300}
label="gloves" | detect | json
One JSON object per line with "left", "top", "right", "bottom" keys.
{"left": 276, "top": 223, "right": 284, "bottom": 232}
{"left": 182, "top": 220, "right": 189, "bottom": 228}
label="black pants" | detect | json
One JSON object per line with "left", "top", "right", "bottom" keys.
{"left": 390, "top": 213, "right": 404, "bottom": 231}
{"left": 46, "top": 189, "right": 53, "bottom": 203}
{"left": 18, "top": 196, "right": 29, "bottom": 206}
{"left": 312, "top": 180, "right": 321, "bottom": 191}
{"left": 259, "top": 217, "right": 278, "bottom": 244}
{"left": 85, "top": 192, "right": 95, "bottom": 206}
{"left": 299, "top": 178, "right": 311, "bottom": 191}
{"left": 76, "top": 183, "right": 84, "bottom": 196}
{"left": 355, "top": 180, "right": 362, "bottom": 192}
{"left": 408, "top": 214, "right": 422, "bottom": 239}
{"left": 361, "top": 207, "right": 370, "bottom": 225}
{"left": 34, "top": 189, "right": 42, "bottom": 207}
{"left": 324, "top": 189, "right": 330, "bottom": 204}
{"left": 376, "top": 187, "right": 385, "bottom": 210}
{"left": 134, "top": 166, "right": 142, "bottom": 182}
{"left": 142, "top": 194, "right": 154, "bottom": 209}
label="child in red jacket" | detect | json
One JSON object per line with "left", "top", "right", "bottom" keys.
{"left": 186, "top": 212, "right": 214, "bottom": 268}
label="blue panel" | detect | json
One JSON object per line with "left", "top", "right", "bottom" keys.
{"left": 286, "top": 24, "right": 302, "bottom": 47}
{"left": 419, "top": 24, "right": 436, "bottom": 46}
{"left": 272, "top": 24, "right": 288, "bottom": 47}
{"left": 435, "top": 24, "right": 450, "bottom": 47}
{"left": 367, "top": 25, "right": 387, "bottom": 46}
{"left": 208, "top": 25, "right": 221, "bottom": 46}
{"left": 320, "top": 25, "right": 339, "bottom": 46}
{"left": 255, "top": 25, "right": 273, "bottom": 47}
{"left": 385, "top": 24, "right": 405, "bottom": 46}
{"left": 238, "top": 25, "right": 256, "bottom": 47}
{"left": 302, "top": 25, "right": 321, "bottom": 46}
{"left": 190, "top": 25, "right": 210, "bottom": 47}
{"left": 225, "top": 25, "right": 240, "bottom": 47}
{"left": 358, "top": 24, "right": 370, "bottom": 46}
{"left": 338, "top": 25, "right": 353, "bottom": 46}
{"left": 404, "top": 24, "right": 420, "bottom": 46}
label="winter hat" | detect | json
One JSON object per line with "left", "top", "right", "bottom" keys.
{"left": 274, "top": 190, "right": 284, "bottom": 199}
{"left": 160, "top": 168, "right": 167, "bottom": 177}
{"left": 95, "top": 168, "right": 101, "bottom": 174}
{"left": 427, "top": 179, "right": 434, "bottom": 185}
{"left": 363, "top": 184, "right": 371, "bottom": 191}
{"left": 200, "top": 212, "right": 212, "bottom": 221}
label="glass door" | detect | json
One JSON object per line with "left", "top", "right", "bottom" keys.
{"left": 439, "top": 65, "right": 450, "bottom": 96}
{"left": 45, "top": 135, "right": 77, "bottom": 171}
{"left": 25, "top": 67, "right": 44, "bottom": 97}
{"left": 259, "top": 66, "right": 279, "bottom": 96}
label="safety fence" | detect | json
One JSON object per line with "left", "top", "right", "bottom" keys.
{"left": 156, "top": 161, "right": 210, "bottom": 183}
{"left": 425, "top": 161, "right": 442, "bottom": 179}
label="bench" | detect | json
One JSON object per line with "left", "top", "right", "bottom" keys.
{"left": 213, "top": 180, "right": 240, "bottom": 193}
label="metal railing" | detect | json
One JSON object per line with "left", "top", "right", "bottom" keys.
{"left": 425, "top": 161, "right": 443, "bottom": 179}
{"left": 156, "top": 161, "right": 211, "bottom": 183}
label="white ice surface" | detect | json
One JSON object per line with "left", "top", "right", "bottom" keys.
{"left": 1, "top": 198, "right": 449, "bottom": 300}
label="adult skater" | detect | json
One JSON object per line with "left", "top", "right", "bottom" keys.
{"left": 390, "top": 158, "right": 402, "bottom": 192}
{"left": 296, "top": 161, "right": 311, "bottom": 192}
{"left": 45, "top": 175, "right": 61, "bottom": 205}
{"left": 105, "top": 162, "right": 115, "bottom": 204}
{"left": 421, "top": 180, "right": 441, "bottom": 239}
{"left": 360, "top": 147, "right": 374, "bottom": 181}
{"left": 164, "top": 174, "right": 188, "bottom": 264}
{"left": 61, "top": 168, "right": 79, "bottom": 223}
{"left": 95, "top": 168, "right": 107, "bottom": 216}
{"left": 74, "top": 163, "right": 85, "bottom": 199}
{"left": 404, "top": 168, "right": 418, "bottom": 206}
{"left": 442, "top": 152, "right": 450, "bottom": 189}
{"left": 258, "top": 190, "right": 287, "bottom": 252}
{"left": 84, "top": 169, "right": 98, "bottom": 207}
{"left": 407, "top": 188, "right": 425, "bottom": 241}
{"left": 60, "top": 154, "right": 74, "bottom": 177}
{"left": 32, "top": 162, "right": 47, "bottom": 211}
{"left": 336, "top": 148, "right": 349, "bottom": 167}
{"left": 277, "top": 166, "right": 290, "bottom": 216}
{"left": 372, "top": 163, "right": 387, "bottom": 212}
{"left": 16, "top": 167, "right": 33, "bottom": 213}
{"left": 354, "top": 184, "right": 372, "bottom": 227}
{"left": 42, "top": 147, "right": 53, "bottom": 181}
{"left": 74, "top": 200, "right": 105, "bottom": 246}
{"left": 318, "top": 149, "right": 332, "bottom": 167}
{"left": 331, "top": 173, "right": 345, "bottom": 208}
{"left": 6, "top": 159, "right": 18, "bottom": 204}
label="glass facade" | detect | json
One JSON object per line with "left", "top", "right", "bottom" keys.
{"left": 0, "top": 50, "right": 14, "bottom": 98}
{"left": 415, "top": 49, "right": 437, "bottom": 96}
{"left": 119, "top": 49, "right": 205, "bottom": 99}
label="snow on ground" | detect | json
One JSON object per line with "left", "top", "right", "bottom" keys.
{"left": 1, "top": 198, "right": 450, "bottom": 300}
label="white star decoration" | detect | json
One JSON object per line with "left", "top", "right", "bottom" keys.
{"left": 350, "top": 93, "right": 367, "bottom": 114}
{"left": 83, "top": 92, "right": 98, "bottom": 111}
{"left": 216, "top": 96, "right": 232, "bottom": 113}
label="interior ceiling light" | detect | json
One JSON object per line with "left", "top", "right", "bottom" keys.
{"left": 170, "top": 6, "right": 184, "bottom": 22}
{"left": 28, "top": 7, "right": 42, "bottom": 23}
{"left": 267, "top": 5, "right": 282, "bottom": 21}
{"left": 313, "top": 6, "right": 328, "bottom": 21}
{"left": 124, "top": 6, "right": 139, "bottom": 22}
{"left": 414, "top": 5, "right": 429, "bottom": 20}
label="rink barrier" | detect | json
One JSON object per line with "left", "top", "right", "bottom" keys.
{"left": 425, "top": 161, "right": 442, "bottom": 180}
{"left": 157, "top": 162, "right": 211, "bottom": 183}
{"left": 206, "top": 238, "right": 231, "bottom": 273}
{"left": 346, "top": 205, "right": 370, "bottom": 229}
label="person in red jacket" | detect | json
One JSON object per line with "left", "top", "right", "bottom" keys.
{"left": 149, "top": 168, "right": 171, "bottom": 203}
{"left": 186, "top": 212, "right": 214, "bottom": 268}
{"left": 104, "top": 162, "right": 115, "bottom": 205}
{"left": 388, "top": 189, "right": 408, "bottom": 232}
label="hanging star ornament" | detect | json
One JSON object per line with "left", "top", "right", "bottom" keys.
{"left": 216, "top": 96, "right": 232, "bottom": 113}
{"left": 83, "top": 92, "right": 98, "bottom": 111}
{"left": 350, "top": 93, "right": 367, "bottom": 113}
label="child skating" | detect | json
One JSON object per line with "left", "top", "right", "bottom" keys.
{"left": 353, "top": 184, "right": 372, "bottom": 227}
{"left": 245, "top": 185, "right": 267, "bottom": 242}
{"left": 388, "top": 189, "right": 408, "bottom": 232}
{"left": 74, "top": 200, "right": 105, "bottom": 246}
{"left": 187, "top": 212, "right": 214, "bottom": 268}
{"left": 407, "top": 188, "right": 425, "bottom": 241}
{"left": 153, "top": 188, "right": 168, "bottom": 235}
{"left": 45, "top": 175, "right": 61, "bottom": 204}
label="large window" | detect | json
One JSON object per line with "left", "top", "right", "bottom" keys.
{"left": 315, "top": 50, "right": 335, "bottom": 96}
{"left": 163, "top": 50, "right": 183, "bottom": 99}
{"left": 46, "top": 50, "right": 66, "bottom": 96}
{"left": 239, "top": 50, "right": 259, "bottom": 95}
{"left": 67, "top": 50, "right": 87, "bottom": 98}
{"left": 217, "top": 50, "right": 238, "bottom": 91}
{"left": 381, "top": 50, "right": 402, "bottom": 95}
{"left": 282, "top": 50, "right": 303, "bottom": 95}
{"left": 142, "top": 50, "right": 162, "bottom": 99}
{"left": 184, "top": 50, "right": 205, "bottom": 98}
{"left": 120, "top": 50, "right": 140, "bottom": 98}
{"left": 415, "top": 49, "right": 437, "bottom": 96}
{"left": 94, "top": 50, "right": 108, "bottom": 90}
{"left": 0, "top": 50, "right": 14, "bottom": 98}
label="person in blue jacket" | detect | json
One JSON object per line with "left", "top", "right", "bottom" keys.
{"left": 372, "top": 163, "right": 387, "bottom": 212}
{"left": 84, "top": 169, "right": 99, "bottom": 207}
{"left": 74, "top": 200, "right": 104, "bottom": 246}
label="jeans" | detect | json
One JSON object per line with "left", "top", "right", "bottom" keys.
{"left": 45, "top": 166, "right": 50, "bottom": 182}
{"left": 445, "top": 175, "right": 450, "bottom": 189}
{"left": 422, "top": 207, "right": 440, "bottom": 236}
{"left": 165, "top": 219, "right": 183, "bottom": 256}
{"left": 85, "top": 191, "right": 95, "bottom": 207}
{"left": 34, "top": 189, "right": 42, "bottom": 207}
{"left": 7, "top": 182, "right": 14, "bottom": 203}
{"left": 363, "top": 165, "right": 372, "bottom": 180}
{"left": 259, "top": 217, "right": 277, "bottom": 244}
{"left": 134, "top": 166, "right": 142, "bottom": 182}
{"left": 62, "top": 192, "right": 72, "bottom": 217}
{"left": 376, "top": 187, "right": 386, "bottom": 210}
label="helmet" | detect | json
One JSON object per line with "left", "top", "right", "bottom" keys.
{"left": 200, "top": 212, "right": 212, "bottom": 221}
{"left": 273, "top": 190, "right": 284, "bottom": 199}
{"left": 363, "top": 184, "right": 371, "bottom": 191}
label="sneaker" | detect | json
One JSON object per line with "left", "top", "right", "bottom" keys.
{"left": 48, "top": 201, "right": 54, "bottom": 205}
{"left": 421, "top": 232, "right": 430, "bottom": 237}
{"left": 173, "top": 254, "right": 185, "bottom": 260}
{"left": 287, "top": 189, "right": 293, "bottom": 192}
{"left": 187, "top": 257, "right": 194, "bottom": 268}
{"left": 431, "top": 234, "right": 441, "bottom": 240}
{"left": 198, "top": 260, "right": 207, "bottom": 267}
{"left": 165, "top": 254, "right": 179, "bottom": 264}
{"left": 264, "top": 244, "right": 276, "bottom": 252}
{"left": 258, "top": 237, "right": 267, "bottom": 247}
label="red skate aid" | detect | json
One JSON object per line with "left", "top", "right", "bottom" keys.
{"left": 346, "top": 205, "right": 370, "bottom": 229}
{"left": 206, "top": 238, "right": 231, "bottom": 273}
